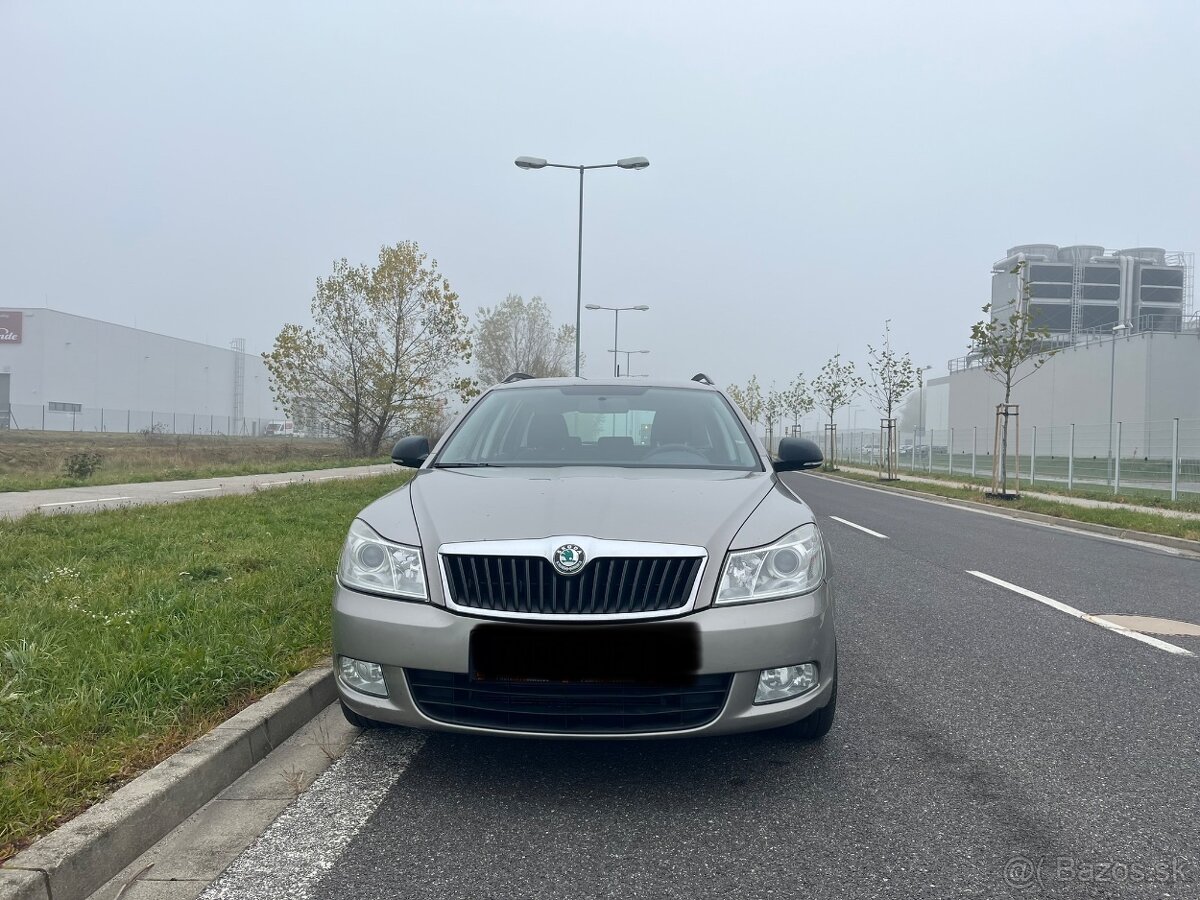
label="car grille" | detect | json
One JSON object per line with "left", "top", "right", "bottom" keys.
{"left": 441, "top": 554, "right": 702, "bottom": 616}
{"left": 406, "top": 669, "right": 732, "bottom": 734}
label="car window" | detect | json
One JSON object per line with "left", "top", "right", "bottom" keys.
{"left": 436, "top": 386, "right": 760, "bottom": 470}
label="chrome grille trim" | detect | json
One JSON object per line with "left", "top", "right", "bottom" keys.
{"left": 437, "top": 537, "right": 707, "bottom": 621}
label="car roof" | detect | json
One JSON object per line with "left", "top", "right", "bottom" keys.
{"left": 489, "top": 376, "right": 720, "bottom": 392}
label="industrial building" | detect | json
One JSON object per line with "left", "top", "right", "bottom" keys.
{"left": 945, "top": 245, "right": 1198, "bottom": 454}
{"left": 0, "top": 308, "right": 284, "bottom": 433}
{"left": 990, "top": 244, "right": 1191, "bottom": 339}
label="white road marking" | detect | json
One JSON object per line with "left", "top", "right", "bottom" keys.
{"left": 39, "top": 496, "right": 132, "bottom": 508}
{"left": 828, "top": 515, "right": 889, "bottom": 539}
{"left": 811, "top": 474, "right": 1194, "bottom": 559}
{"left": 967, "top": 570, "right": 1194, "bottom": 657}
{"left": 171, "top": 487, "right": 221, "bottom": 495}
{"left": 201, "top": 729, "right": 425, "bottom": 899}
{"left": 259, "top": 480, "right": 293, "bottom": 486}
{"left": 318, "top": 475, "right": 345, "bottom": 480}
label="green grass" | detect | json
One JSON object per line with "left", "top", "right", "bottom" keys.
{"left": 0, "top": 431, "right": 388, "bottom": 492}
{"left": 839, "top": 460, "right": 1200, "bottom": 514}
{"left": 824, "top": 469, "right": 1200, "bottom": 543}
{"left": 0, "top": 472, "right": 410, "bottom": 861}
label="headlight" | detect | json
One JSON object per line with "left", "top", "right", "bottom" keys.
{"left": 717, "top": 524, "right": 825, "bottom": 604}
{"left": 338, "top": 519, "right": 427, "bottom": 600}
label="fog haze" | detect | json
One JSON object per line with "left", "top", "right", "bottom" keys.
{"left": 4, "top": 0, "right": 1198, "bottom": 407}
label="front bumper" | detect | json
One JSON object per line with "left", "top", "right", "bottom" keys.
{"left": 333, "top": 581, "right": 836, "bottom": 739}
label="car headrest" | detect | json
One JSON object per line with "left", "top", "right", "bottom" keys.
{"left": 526, "top": 413, "right": 569, "bottom": 449}
{"left": 650, "top": 409, "right": 696, "bottom": 446}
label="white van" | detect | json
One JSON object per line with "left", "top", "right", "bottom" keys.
{"left": 265, "top": 420, "right": 298, "bottom": 436}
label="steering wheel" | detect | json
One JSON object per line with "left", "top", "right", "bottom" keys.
{"left": 640, "top": 443, "right": 708, "bottom": 462}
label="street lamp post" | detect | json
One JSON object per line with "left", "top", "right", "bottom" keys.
{"left": 585, "top": 304, "right": 649, "bottom": 376}
{"left": 917, "top": 365, "right": 932, "bottom": 466}
{"left": 1107, "top": 322, "right": 1129, "bottom": 484}
{"left": 847, "top": 406, "right": 863, "bottom": 460}
{"left": 607, "top": 348, "right": 650, "bottom": 377}
{"left": 515, "top": 155, "right": 650, "bottom": 377}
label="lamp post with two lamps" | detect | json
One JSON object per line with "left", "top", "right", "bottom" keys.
{"left": 514, "top": 155, "right": 650, "bottom": 377}
{"left": 585, "top": 304, "right": 650, "bottom": 376}
{"left": 917, "top": 364, "right": 933, "bottom": 465}
{"left": 847, "top": 405, "right": 863, "bottom": 460}
{"left": 607, "top": 348, "right": 650, "bottom": 377}
{"left": 1107, "top": 321, "right": 1130, "bottom": 484}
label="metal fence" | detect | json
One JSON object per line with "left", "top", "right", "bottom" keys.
{"left": 797, "top": 418, "right": 1200, "bottom": 501}
{"left": 0, "top": 402, "right": 337, "bottom": 439}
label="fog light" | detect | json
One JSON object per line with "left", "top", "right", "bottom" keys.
{"left": 755, "top": 663, "right": 818, "bottom": 704}
{"left": 338, "top": 655, "right": 388, "bottom": 697}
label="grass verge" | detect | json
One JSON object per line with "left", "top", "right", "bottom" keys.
{"left": 825, "top": 468, "right": 1200, "bottom": 543}
{"left": 0, "top": 471, "right": 410, "bottom": 862}
{"left": 0, "top": 431, "right": 387, "bottom": 492}
{"left": 838, "top": 462, "right": 1200, "bottom": 514}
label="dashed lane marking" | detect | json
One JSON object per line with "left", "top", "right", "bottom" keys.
{"left": 828, "top": 515, "right": 889, "bottom": 539}
{"left": 806, "top": 474, "right": 1192, "bottom": 558}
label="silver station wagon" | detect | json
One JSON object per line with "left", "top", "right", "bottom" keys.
{"left": 333, "top": 374, "right": 837, "bottom": 739}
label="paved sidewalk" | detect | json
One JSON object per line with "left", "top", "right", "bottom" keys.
{"left": 836, "top": 464, "right": 1200, "bottom": 521}
{"left": 0, "top": 464, "right": 394, "bottom": 521}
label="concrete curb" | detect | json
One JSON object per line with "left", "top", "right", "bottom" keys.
{"left": 0, "top": 665, "right": 336, "bottom": 900}
{"left": 835, "top": 464, "right": 1200, "bottom": 522}
{"left": 813, "top": 472, "right": 1200, "bottom": 557}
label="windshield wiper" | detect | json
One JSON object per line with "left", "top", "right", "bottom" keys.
{"left": 432, "top": 462, "right": 507, "bottom": 468}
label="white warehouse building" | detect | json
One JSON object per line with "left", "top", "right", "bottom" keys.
{"left": 943, "top": 244, "right": 1199, "bottom": 459}
{"left": 0, "top": 308, "right": 285, "bottom": 433}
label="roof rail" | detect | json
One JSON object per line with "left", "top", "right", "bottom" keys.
{"left": 501, "top": 372, "right": 536, "bottom": 384}
{"left": 690, "top": 373, "right": 715, "bottom": 386}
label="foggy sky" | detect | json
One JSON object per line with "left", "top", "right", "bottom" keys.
{"left": 4, "top": 0, "right": 1198, "bottom": 428}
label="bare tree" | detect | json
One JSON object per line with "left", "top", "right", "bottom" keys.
{"left": 968, "top": 261, "right": 1059, "bottom": 495}
{"left": 473, "top": 295, "right": 576, "bottom": 385}
{"left": 763, "top": 384, "right": 785, "bottom": 451}
{"left": 263, "top": 241, "right": 474, "bottom": 456}
{"left": 782, "top": 375, "right": 813, "bottom": 435}
{"left": 811, "top": 354, "right": 865, "bottom": 469}
{"left": 864, "top": 321, "right": 917, "bottom": 478}
{"left": 407, "top": 397, "right": 455, "bottom": 446}
{"left": 726, "top": 375, "right": 764, "bottom": 434}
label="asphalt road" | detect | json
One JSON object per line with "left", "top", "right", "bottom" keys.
{"left": 201, "top": 473, "right": 1200, "bottom": 900}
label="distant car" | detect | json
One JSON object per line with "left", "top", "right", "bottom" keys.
{"left": 333, "top": 376, "right": 838, "bottom": 740}
{"left": 264, "top": 420, "right": 304, "bottom": 437}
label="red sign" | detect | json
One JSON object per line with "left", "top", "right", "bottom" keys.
{"left": 0, "top": 311, "right": 21, "bottom": 345}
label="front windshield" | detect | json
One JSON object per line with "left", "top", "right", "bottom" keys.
{"left": 435, "top": 385, "right": 760, "bottom": 470}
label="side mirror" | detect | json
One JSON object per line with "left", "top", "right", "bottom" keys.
{"left": 391, "top": 435, "right": 431, "bottom": 468}
{"left": 774, "top": 437, "right": 823, "bottom": 472}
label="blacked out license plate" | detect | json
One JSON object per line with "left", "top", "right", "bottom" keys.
{"left": 471, "top": 622, "right": 700, "bottom": 686}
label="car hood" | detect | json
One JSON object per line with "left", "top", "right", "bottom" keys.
{"left": 368, "top": 467, "right": 775, "bottom": 554}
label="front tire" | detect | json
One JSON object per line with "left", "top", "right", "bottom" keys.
{"left": 340, "top": 698, "right": 384, "bottom": 730}
{"left": 779, "top": 667, "right": 837, "bottom": 740}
